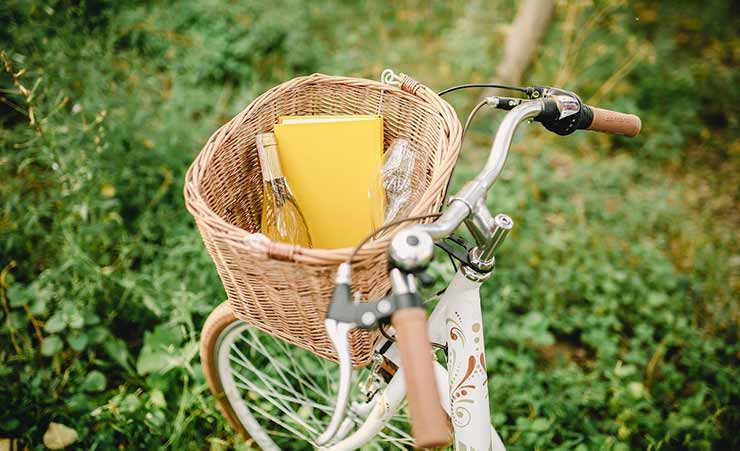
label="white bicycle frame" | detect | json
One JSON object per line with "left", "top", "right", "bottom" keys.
{"left": 320, "top": 96, "right": 547, "bottom": 450}
{"left": 324, "top": 270, "right": 506, "bottom": 450}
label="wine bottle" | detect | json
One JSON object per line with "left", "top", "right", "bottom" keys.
{"left": 256, "top": 133, "right": 313, "bottom": 247}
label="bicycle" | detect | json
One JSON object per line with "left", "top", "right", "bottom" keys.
{"left": 197, "top": 69, "right": 641, "bottom": 450}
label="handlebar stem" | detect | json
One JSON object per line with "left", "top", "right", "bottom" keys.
{"left": 465, "top": 198, "right": 496, "bottom": 245}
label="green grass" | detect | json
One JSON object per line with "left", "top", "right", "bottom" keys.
{"left": 1, "top": 0, "right": 737, "bottom": 449}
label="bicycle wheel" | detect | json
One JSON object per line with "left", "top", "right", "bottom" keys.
{"left": 200, "top": 302, "right": 414, "bottom": 450}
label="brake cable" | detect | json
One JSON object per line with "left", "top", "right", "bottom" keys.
{"left": 437, "top": 83, "right": 528, "bottom": 96}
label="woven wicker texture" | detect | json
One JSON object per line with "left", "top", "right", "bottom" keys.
{"left": 185, "top": 73, "right": 461, "bottom": 366}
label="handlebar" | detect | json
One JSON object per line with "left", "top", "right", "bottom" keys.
{"left": 320, "top": 83, "right": 642, "bottom": 448}
{"left": 420, "top": 95, "right": 641, "bottom": 241}
{"left": 528, "top": 86, "right": 642, "bottom": 138}
{"left": 391, "top": 307, "right": 451, "bottom": 447}
{"left": 582, "top": 105, "right": 642, "bottom": 137}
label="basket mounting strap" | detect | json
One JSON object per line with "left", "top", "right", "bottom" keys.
{"left": 266, "top": 242, "right": 300, "bottom": 261}
{"left": 399, "top": 74, "right": 423, "bottom": 96}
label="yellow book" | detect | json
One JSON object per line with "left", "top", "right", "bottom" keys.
{"left": 279, "top": 115, "right": 381, "bottom": 125}
{"left": 273, "top": 115, "right": 384, "bottom": 249}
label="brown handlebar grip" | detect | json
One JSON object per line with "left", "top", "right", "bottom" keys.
{"left": 586, "top": 106, "right": 642, "bottom": 137}
{"left": 391, "top": 307, "right": 451, "bottom": 448}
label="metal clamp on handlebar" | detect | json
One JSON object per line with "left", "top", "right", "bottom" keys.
{"left": 326, "top": 264, "right": 393, "bottom": 329}
{"left": 528, "top": 86, "right": 592, "bottom": 136}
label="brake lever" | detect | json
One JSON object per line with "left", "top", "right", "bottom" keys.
{"left": 318, "top": 229, "right": 438, "bottom": 445}
{"left": 318, "top": 262, "right": 391, "bottom": 445}
{"left": 316, "top": 318, "right": 354, "bottom": 446}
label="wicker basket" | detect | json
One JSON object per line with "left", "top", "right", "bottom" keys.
{"left": 185, "top": 73, "right": 461, "bottom": 367}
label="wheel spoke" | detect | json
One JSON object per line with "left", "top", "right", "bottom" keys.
{"left": 233, "top": 380, "right": 328, "bottom": 431}
{"left": 381, "top": 423, "right": 412, "bottom": 440}
{"left": 273, "top": 337, "right": 328, "bottom": 401}
{"left": 232, "top": 379, "right": 332, "bottom": 413}
{"left": 238, "top": 331, "right": 331, "bottom": 402}
{"left": 244, "top": 328, "right": 297, "bottom": 391}
{"left": 248, "top": 401, "right": 316, "bottom": 445}
{"left": 229, "top": 347, "right": 296, "bottom": 396}
{"left": 216, "top": 324, "right": 415, "bottom": 449}
{"left": 284, "top": 341, "right": 333, "bottom": 395}
{"left": 229, "top": 368, "right": 319, "bottom": 435}
{"left": 231, "top": 336, "right": 331, "bottom": 428}
{"left": 228, "top": 352, "right": 324, "bottom": 434}
{"left": 229, "top": 357, "right": 310, "bottom": 420}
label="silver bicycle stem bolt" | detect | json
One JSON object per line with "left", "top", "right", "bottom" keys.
{"left": 483, "top": 213, "right": 513, "bottom": 258}
{"left": 471, "top": 213, "right": 514, "bottom": 270}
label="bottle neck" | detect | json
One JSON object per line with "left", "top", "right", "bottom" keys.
{"left": 256, "top": 133, "right": 284, "bottom": 181}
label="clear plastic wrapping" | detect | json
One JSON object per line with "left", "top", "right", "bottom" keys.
{"left": 382, "top": 138, "right": 416, "bottom": 223}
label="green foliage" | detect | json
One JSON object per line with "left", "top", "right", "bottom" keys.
{"left": 1, "top": 0, "right": 737, "bottom": 449}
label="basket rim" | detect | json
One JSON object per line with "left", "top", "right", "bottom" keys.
{"left": 184, "top": 72, "right": 462, "bottom": 265}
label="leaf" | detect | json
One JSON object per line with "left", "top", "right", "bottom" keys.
{"left": 29, "top": 296, "right": 48, "bottom": 316}
{"left": 41, "top": 335, "right": 64, "bottom": 356}
{"left": 491, "top": 413, "right": 506, "bottom": 426}
{"left": 68, "top": 332, "right": 89, "bottom": 352}
{"left": 136, "top": 347, "right": 168, "bottom": 376}
{"left": 144, "top": 409, "right": 166, "bottom": 428}
{"left": 614, "top": 362, "right": 637, "bottom": 378}
{"left": 65, "top": 393, "right": 93, "bottom": 412}
{"left": 84, "top": 311, "right": 101, "bottom": 325}
{"left": 628, "top": 382, "right": 646, "bottom": 398}
{"left": 1, "top": 418, "right": 19, "bottom": 431}
{"left": 82, "top": 370, "right": 107, "bottom": 392}
{"left": 6, "top": 285, "right": 29, "bottom": 307}
{"left": 88, "top": 326, "right": 108, "bottom": 344}
{"left": 148, "top": 324, "right": 183, "bottom": 348}
{"left": 647, "top": 292, "right": 668, "bottom": 307}
{"left": 119, "top": 393, "right": 142, "bottom": 413}
{"left": 531, "top": 418, "right": 551, "bottom": 432}
{"left": 43, "top": 422, "right": 78, "bottom": 449}
{"left": 148, "top": 389, "right": 167, "bottom": 409}
{"left": 9, "top": 311, "right": 28, "bottom": 329}
{"left": 68, "top": 312, "right": 84, "bottom": 329}
{"left": 136, "top": 324, "right": 183, "bottom": 376}
{"left": 44, "top": 312, "right": 66, "bottom": 334}
{"left": 103, "top": 336, "right": 134, "bottom": 373}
